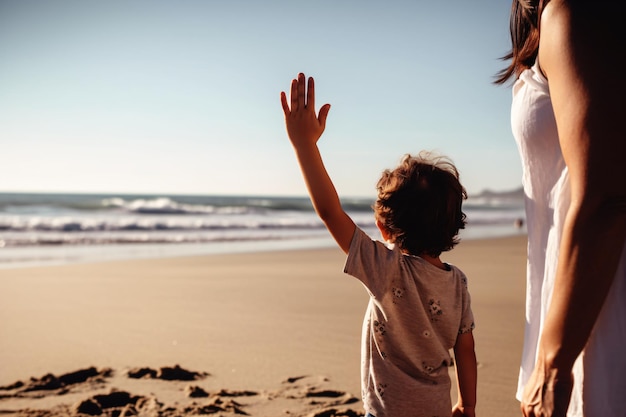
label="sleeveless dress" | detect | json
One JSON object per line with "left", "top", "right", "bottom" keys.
{"left": 511, "top": 62, "right": 626, "bottom": 417}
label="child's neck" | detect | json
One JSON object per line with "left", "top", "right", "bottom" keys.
{"left": 405, "top": 251, "right": 448, "bottom": 270}
{"left": 421, "top": 254, "right": 447, "bottom": 270}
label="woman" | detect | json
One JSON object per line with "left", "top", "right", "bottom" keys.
{"left": 495, "top": 1, "right": 626, "bottom": 416}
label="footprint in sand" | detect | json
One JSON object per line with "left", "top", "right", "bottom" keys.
{"left": 0, "top": 367, "right": 364, "bottom": 417}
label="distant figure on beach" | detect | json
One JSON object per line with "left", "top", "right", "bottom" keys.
{"left": 496, "top": 0, "right": 626, "bottom": 416}
{"left": 281, "top": 73, "right": 477, "bottom": 417}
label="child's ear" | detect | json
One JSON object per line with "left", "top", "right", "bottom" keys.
{"left": 376, "top": 220, "right": 392, "bottom": 242}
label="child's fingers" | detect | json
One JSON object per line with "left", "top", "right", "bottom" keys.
{"left": 297, "top": 73, "right": 306, "bottom": 110}
{"left": 318, "top": 103, "right": 331, "bottom": 130}
{"left": 307, "top": 76, "right": 315, "bottom": 110}
{"left": 290, "top": 78, "right": 298, "bottom": 111}
{"left": 280, "top": 91, "right": 290, "bottom": 116}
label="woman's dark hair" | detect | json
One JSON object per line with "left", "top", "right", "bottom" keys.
{"left": 494, "top": 0, "right": 547, "bottom": 84}
{"left": 374, "top": 152, "right": 467, "bottom": 257}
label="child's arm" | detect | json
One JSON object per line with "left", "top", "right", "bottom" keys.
{"left": 452, "top": 331, "right": 477, "bottom": 417}
{"left": 280, "top": 73, "right": 355, "bottom": 254}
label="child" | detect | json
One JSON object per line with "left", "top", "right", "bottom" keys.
{"left": 280, "top": 73, "right": 477, "bottom": 417}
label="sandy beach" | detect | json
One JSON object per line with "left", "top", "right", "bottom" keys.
{"left": 0, "top": 235, "right": 527, "bottom": 417}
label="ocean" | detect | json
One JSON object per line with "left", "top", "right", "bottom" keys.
{"left": 0, "top": 192, "right": 526, "bottom": 269}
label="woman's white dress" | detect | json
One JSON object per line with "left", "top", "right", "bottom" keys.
{"left": 511, "top": 62, "right": 626, "bottom": 417}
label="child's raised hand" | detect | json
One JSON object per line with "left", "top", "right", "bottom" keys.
{"left": 280, "top": 73, "right": 331, "bottom": 149}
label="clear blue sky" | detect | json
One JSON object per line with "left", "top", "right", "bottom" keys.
{"left": 0, "top": 0, "right": 519, "bottom": 198}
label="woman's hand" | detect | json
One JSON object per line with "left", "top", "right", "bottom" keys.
{"left": 520, "top": 354, "right": 573, "bottom": 417}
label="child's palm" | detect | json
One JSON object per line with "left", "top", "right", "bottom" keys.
{"left": 280, "top": 73, "right": 330, "bottom": 148}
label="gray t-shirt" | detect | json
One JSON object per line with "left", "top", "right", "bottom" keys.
{"left": 344, "top": 227, "right": 474, "bottom": 417}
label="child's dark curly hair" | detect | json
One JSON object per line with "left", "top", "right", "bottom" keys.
{"left": 374, "top": 152, "right": 467, "bottom": 257}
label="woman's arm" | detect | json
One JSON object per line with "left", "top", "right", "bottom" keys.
{"left": 521, "top": 1, "right": 626, "bottom": 416}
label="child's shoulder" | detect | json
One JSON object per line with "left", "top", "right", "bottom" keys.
{"left": 446, "top": 263, "right": 470, "bottom": 288}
